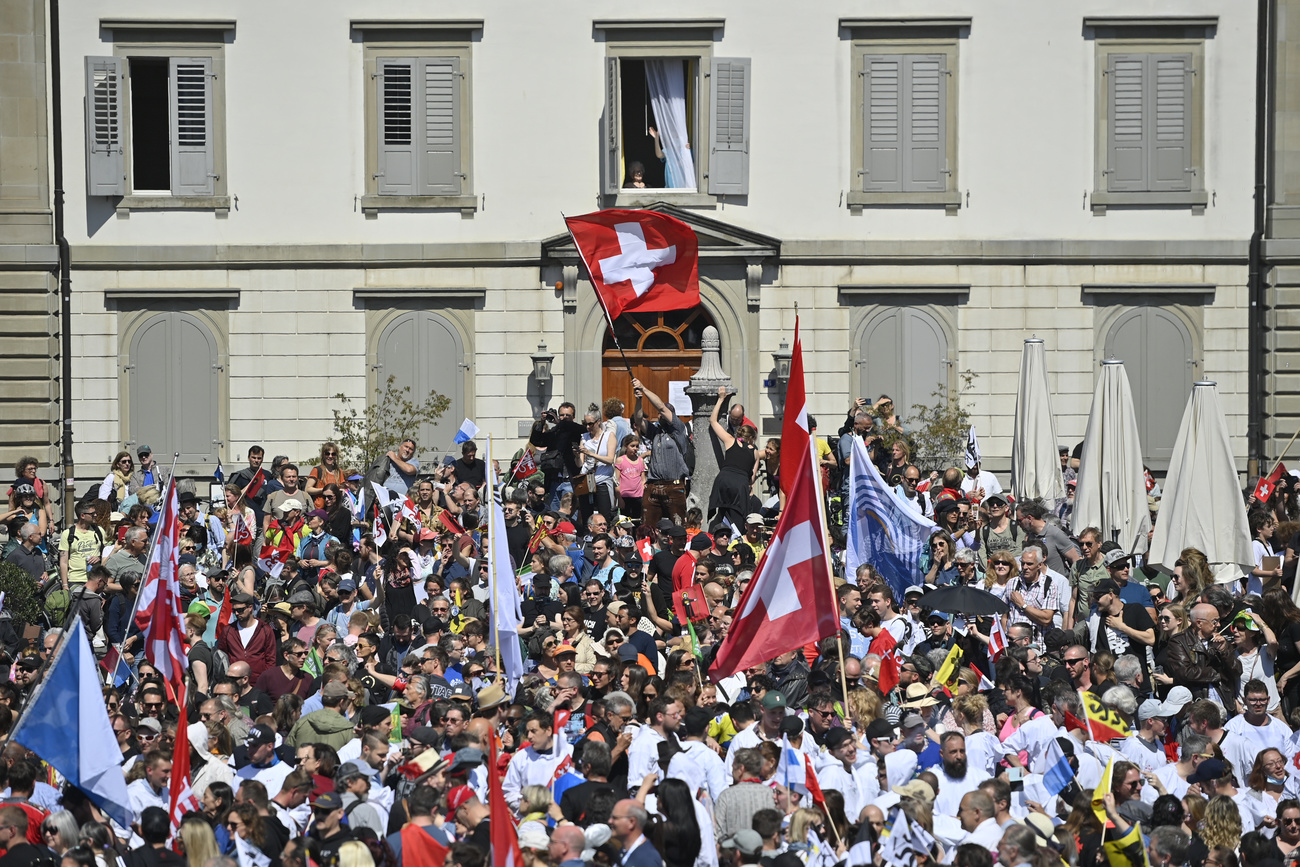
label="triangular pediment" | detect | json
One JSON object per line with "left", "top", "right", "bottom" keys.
{"left": 541, "top": 202, "right": 780, "bottom": 261}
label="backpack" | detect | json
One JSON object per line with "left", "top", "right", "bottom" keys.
{"left": 981, "top": 521, "right": 1020, "bottom": 552}
{"left": 209, "top": 647, "right": 230, "bottom": 683}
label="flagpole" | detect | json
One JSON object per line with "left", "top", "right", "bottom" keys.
{"left": 1264, "top": 424, "right": 1300, "bottom": 483}
{"left": 562, "top": 213, "right": 635, "bottom": 377}
{"left": 487, "top": 436, "right": 503, "bottom": 677}
{"left": 106, "top": 452, "right": 181, "bottom": 685}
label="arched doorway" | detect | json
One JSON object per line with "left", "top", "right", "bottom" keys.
{"left": 1104, "top": 306, "right": 1196, "bottom": 466}
{"left": 375, "top": 311, "right": 466, "bottom": 459}
{"left": 128, "top": 311, "right": 220, "bottom": 465}
{"left": 602, "top": 308, "right": 716, "bottom": 418}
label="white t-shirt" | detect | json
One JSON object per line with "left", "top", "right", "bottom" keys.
{"left": 961, "top": 471, "right": 1003, "bottom": 499}
{"left": 1237, "top": 647, "right": 1282, "bottom": 712}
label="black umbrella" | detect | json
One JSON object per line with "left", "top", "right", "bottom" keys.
{"left": 916, "top": 584, "right": 1009, "bottom": 616}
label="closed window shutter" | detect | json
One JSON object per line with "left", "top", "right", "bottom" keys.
{"left": 862, "top": 54, "right": 903, "bottom": 192}
{"left": 169, "top": 57, "right": 215, "bottom": 196}
{"left": 1107, "top": 53, "right": 1148, "bottom": 192}
{"left": 377, "top": 58, "right": 417, "bottom": 196}
{"left": 708, "top": 57, "right": 751, "bottom": 195}
{"left": 1150, "top": 54, "right": 1193, "bottom": 192}
{"left": 903, "top": 55, "right": 947, "bottom": 192}
{"left": 84, "top": 56, "right": 125, "bottom": 196}
{"left": 419, "top": 57, "right": 462, "bottom": 195}
{"left": 602, "top": 57, "right": 620, "bottom": 195}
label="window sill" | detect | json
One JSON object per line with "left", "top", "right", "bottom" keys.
{"left": 1090, "top": 190, "right": 1208, "bottom": 215}
{"left": 360, "top": 195, "right": 478, "bottom": 217}
{"left": 611, "top": 191, "right": 716, "bottom": 208}
{"left": 115, "top": 195, "right": 231, "bottom": 218}
{"left": 847, "top": 190, "right": 962, "bottom": 215}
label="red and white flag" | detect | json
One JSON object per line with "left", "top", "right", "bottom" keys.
{"left": 778, "top": 319, "right": 810, "bottom": 498}
{"left": 1255, "top": 463, "right": 1288, "bottom": 502}
{"left": 399, "top": 495, "right": 419, "bottom": 525}
{"left": 214, "top": 584, "right": 235, "bottom": 642}
{"left": 168, "top": 684, "right": 200, "bottom": 832}
{"left": 134, "top": 480, "right": 188, "bottom": 698}
{"left": 230, "top": 513, "right": 254, "bottom": 546}
{"left": 487, "top": 731, "right": 523, "bottom": 867}
{"left": 372, "top": 510, "right": 388, "bottom": 547}
{"left": 868, "top": 628, "right": 901, "bottom": 696}
{"left": 988, "top": 615, "right": 1008, "bottom": 662}
{"left": 510, "top": 449, "right": 539, "bottom": 482}
{"left": 636, "top": 537, "right": 653, "bottom": 565}
{"left": 970, "top": 664, "right": 995, "bottom": 691}
{"left": 709, "top": 319, "right": 837, "bottom": 680}
{"left": 564, "top": 210, "right": 699, "bottom": 321}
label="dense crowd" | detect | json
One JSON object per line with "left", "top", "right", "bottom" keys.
{"left": 0, "top": 378, "right": 1295, "bottom": 867}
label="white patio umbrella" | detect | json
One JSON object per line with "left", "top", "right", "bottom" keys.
{"left": 1073, "top": 360, "right": 1151, "bottom": 554}
{"left": 1147, "top": 381, "right": 1252, "bottom": 583}
{"left": 1011, "top": 338, "right": 1066, "bottom": 504}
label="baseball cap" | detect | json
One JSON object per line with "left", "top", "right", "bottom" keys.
{"left": 322, "top": 682, "right": 350, "bottom": 700}
{"left": 1163, "top": 686, "right": 1193, "bottom": 712}
{"left": 556, "top": 521, "right": 577, "bottom": 535}
{"left": 823, "top": 727, "right": 853, "bottom": 749}
{"left": 15, "top": 657, "right": 41, "bottom": 673}
{"left": 1092, "top": 578, "right": 1121, "bottom": 597}
{"left": 864, "top": 719, "right": 896, "bottom": 740}
{"left": 760, "top": 691, "right": 787, "bottom": 711}
{"left": 136, "top": 444, "right": 152, "bottom": 456}
{"left": 231, "top": 592, "right": 257, "bottom": 606}
{"left": 347, "top": 473, "right": 364, "bottom": 481}
{"left": 338, "top": 761, "right": 370, "bottom": 781}
{"left": 409, "top": 727, "right": 440, "bottom": 746}
{"left": 446, "top": 785, "right": 476, "bottom": 813}
{"left": 338, "top": 578, "right": 357, "bottom": 592}
{"left": 657, "top": 519, "right": 676, "bottom": 531}
{"left": 720, "top": 830, "right": 763, "bottom": 856}
{"left": 246, "top": 723, "right": 276, "bottom": 747}
{"left": 450, "top": 747, "right": 485, "bottom": 774}
{"left": 607, "top": 601, "right": 628, "bottom": 616}
{"left": 1102, "top": 549, "right": 1130, "bottom": 569}
{"left": 925, "top": 611, "right": 952, "bottom": 623}
{"left": 280, "top": 498, "right": 305, "bottom": 513}
{"left": 984, "top": 493, "right": 1009, "bottom": 506}
{"left": 689, "top": 534, "right": 712, "bottom": 551}
{"left": 614, "top": 536, "right": 636, "bottom": 549}
{"left": 1187, "top": 758, "right": 1227, "bottom": 785}
{"left": 745, "top": 513, "right": 764, "bottom": 525}
{"left": 307, "top": 509, "right": 328, "bottom": 520}
{"left": 136, "top": 718, "right": 162, "bottom": 734}
{"left": 904, "top": 585, "right": 926, "bottom": 598}
{"left": 450, "top": 682, "right": 474, "bottom": 701}
{"left": 311, "top": 792, "right": 343, "bottom": 811}
{"left": 667, "top": 525, "right": 687, "bottom": 538}
{"left": 617, "top": 644, "right": 640, "bottom": 662}
{"left": 553, "top": 644, "right": 578, "bottom": 656}
{"left": 901, "top": 713, "right": 926, "bottom": 730}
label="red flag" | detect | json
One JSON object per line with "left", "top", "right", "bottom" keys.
{"left": 230, "top": 513, "right": 253, "bottom": 546}
{"left": 243, "top": 468, "right": 266, "bottom": 500}
{"left": 214, "top": 584, "right": 234, "bottom": 642}
{"left": 487, "top": 729, "right": 523, "bottom": 867}
{"left": 1144, "top": 468, "right": 1156, "bottom": 494}
{"left": 168, "top": 684, "right": 200, "bottom": 832}
{"left": 511, "top": 449, "right": 539, "bottom": 482}
{"left": 554, "top": 708, "right": 572, "bottom": 733}
{"left": 1063, "top": 709, "right": 1090, "bottom": 736}
{"left": 868, "top": 629, "right": 901, "bottom": 696}
{"left": 778, "top": 319, "right": 809, "bottom": 498}
{"left": 1255, "top": 463, "right": 1287, "bottom": 502}
{"left": 564, "top": 210, "right": 700, "bottom": 321}
{"left": 400, "top": 823, "right": 449, "bottom": 867}
{"left": 438, "top": 511, "right": 466, "bottom": 537}
{"left": 636, "top": 537, "right": 653, "bottom": 564}
{"left": 135, "top": 480, "right": 188, "bottom": 698}
{"left": 805, "top": 759, "right": 826, "bottom": 809}
{"left": 709, "top": 324, "right": 836, "bottom": 681}
{"left": 673, "top": 585, "right": 711, "bottom": 625}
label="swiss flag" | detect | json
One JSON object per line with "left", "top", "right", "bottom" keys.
{"left": 778, "top": 319, "right": 810, "bottom": 498}
{"left": 709, "top": 321, "right": 837, "bottom": 681}
{"left": 868, "top": 628, "right": 901, "bottom": 696}
{"left": 1255, "top": 463, "right": 1287, "bottom": 502}
{"left": 564, "top": 210, "right": 699, "bottom": 321}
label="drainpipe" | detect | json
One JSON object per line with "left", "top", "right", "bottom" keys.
{"left": 1249, "top": 0, "right": 1271, "bottom": 477}
{"left": 48, "top": 0, "right": 73, "bottom": 525}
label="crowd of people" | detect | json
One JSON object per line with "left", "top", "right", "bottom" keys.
{"left": 0, "top": 378, "right": 1295, "bottom": 867}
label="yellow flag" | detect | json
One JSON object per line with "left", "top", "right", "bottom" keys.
{"left": 1082, "top": 690, "right": 1132, "bottom": 740}
{"left": 1091, "top": 756, "right": 1115, "bottom": 830}
{"left": 1103, "top": 820, "right": 1150, "bottom": 867}
{"left": 934, "top": 644, "right": 963, "bottom": 693}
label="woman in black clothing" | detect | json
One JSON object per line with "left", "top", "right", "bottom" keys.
{"left": 1260, "top": 585, "right": 1300, "bottom": 714}
{"left": 652, "top": 778, "right": 701, "bottom": 867}
{"left": 707, "top": 386, "right": 758, "bottom": 530}
{"left": 321, "top": 483, "right": 353, "bottom": 547}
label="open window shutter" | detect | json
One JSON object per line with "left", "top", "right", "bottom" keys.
{"left": 1107, "top": 53, "right": 1148, "bottom": 192}
{"left": 169, "top": 57, "right": 215, "bottom": 196}
{"left": 1149, "top": 54, "right": 1193, "bottom": 192}
{"left": 862, "top": 54, "right": 903, "bottom": 192}
{"left": 902, "top": 55, "right": 947, "bottom": 192}
{"left": 602, "top": 57, "right": 620, "bottom": 195}
{"left": 84, "top": 56, "right": 125, "bottom": 196}
{"left": 377, "top": 58, "right": 417, "bottom": 196}
{"left": 708, "top": 57, "right": 750, "bottom": 195}
{"left": 418, "top": 57, "right": 462, "bottom": 195}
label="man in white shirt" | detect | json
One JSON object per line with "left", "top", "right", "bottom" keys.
{"left": 665, "top": 707, "right": 727, "bottom": 802}
{"left": 503, "top": 710, "right": 573, "bottom": 809}
{"left": 960, "top": 461, "right": 1002, "bottom": 501}
{"left": 867, "top": 584, "right": 919, "bottom": 655}
{"left": 1222, "top": 678, "right": 1293, "bottom": 779}
{"left": 1118, "top": 699, "right": 1174, "bottom": 773}
{"left": 1143, "top": 732, "right": 1212, "bottom": 805}
{"left": 932, "top": 733, "right": 991, "bottom": 816}
{"left": 815, "top": 727, "right": 879, "bottom": 824}
{"left": 625, "top": 697, "right": 683, "bottom": 791}
{"left": 126, "top": 751, "right": 170, "bottom": 847}
{"left": 235, "top": 724, "right": 293, "bottom": 798}
{"left": 958, "top": 790, "right": 1002, "bottom": 852}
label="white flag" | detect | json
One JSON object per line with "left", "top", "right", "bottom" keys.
{"left": 485, "top": 439, "right": 524, "bottom": 697}
{"left": 965, "top": 426, "right": 981, "bottom": 470}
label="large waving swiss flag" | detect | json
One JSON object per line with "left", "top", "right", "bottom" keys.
{"left": 565, "top": 209, "right": 700, "bottom": 321}
{"left": 709, "top": 319, "right": 838, "bottom": 680}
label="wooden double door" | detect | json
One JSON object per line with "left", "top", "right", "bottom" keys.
{"left": 601, "top": 308, "right": 714, "bottom": 419}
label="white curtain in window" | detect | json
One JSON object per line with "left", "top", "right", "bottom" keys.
{"left": 646, "top": 60, "right": 696, "bottom": 189}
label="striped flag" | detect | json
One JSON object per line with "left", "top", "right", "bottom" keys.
{"left": 133, "top": 480, "right": 187, "bottom": 697}
{"left": 987, "top": 615, "right": 1007, "bottom": 662}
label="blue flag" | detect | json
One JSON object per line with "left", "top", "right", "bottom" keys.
{"left": 845, "top": 438, "right": 936, "bottom": 599}
{"left": 10, "top": 619, "right": 133, "bottom": 830}
{"left": 453, "top": 418, "right": 479, "bottom": 445}
{"left": 214, "top": 458, "right": 224, "bottom": 486}
{"left": 1041, "top": 736, "right": 1076, "bottom": 797}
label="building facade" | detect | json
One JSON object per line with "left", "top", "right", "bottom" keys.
{"left": 0, "top": 2, "right": 1264, "bottom": 499}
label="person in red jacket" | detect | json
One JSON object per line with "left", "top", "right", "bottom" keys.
{"left": 217, "top": 592, "right": 277, "bottom": 682}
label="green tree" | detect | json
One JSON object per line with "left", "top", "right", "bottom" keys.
{"left": 329, "top": 376, "right": 450, "bottom": 473}
{"left": 906, "top": 370, "right": 978, "bottom": 473}
{"left": 0, "top": 562, "right": 45, "bottom": 628}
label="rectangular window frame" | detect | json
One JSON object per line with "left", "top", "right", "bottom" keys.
{"left": 105, "top": 28, "right": 230, "bottom": 216}
{"left": 1089, "top": 21, "right": 1212, "bottom": 214}
{"left": 846, "top": 20, "right": 965, "bottom": 215}
{"left": 599, "top": 22, "right": 720, "bottom": 208}
{"left": 359, "top": 24, "right": 478, "bottom": 216}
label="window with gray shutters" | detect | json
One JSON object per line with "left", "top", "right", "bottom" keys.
{"left": 861, "top": 53, "right": 948, "bottom": 193}
{"left": 376, "top": 57, "right": 463, "bottom": 197}
{"left": 1105, "top": 53, "right": 1194, "bottom": 193}
{"left": 85, "top": 57, "right": 125, "bottom": 196}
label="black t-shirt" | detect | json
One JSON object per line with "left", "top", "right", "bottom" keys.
{"left": 1090, "top": 603, "right": 1156, "bottom": 679}
{"left": 521, "top": 594, "right": 564, "bottom": 628}
{"left": 1279, "top": 622, "right": 1300, "bottom": 692}
{"left": 453, "top": 458, "right": 486, "bottom": 489}
{"left": 584, "top": 606, "right": 608, "bottom": 640}
{"left": 311, "top": 828, "right": 355, "bottom": 867}
{"left": 237, "top": 686, "right": 274, "bottom": 718}
{"left": 427, "top": 673, "right": 453, "bottom": 701}
{"left": 505, "top": 520, "right": 531, "bottom": 572}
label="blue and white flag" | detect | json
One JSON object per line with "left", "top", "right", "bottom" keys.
{"left": 846, "top": 437, "right": 936, "bottom": 599}
{"left": 453, "top": 418, "right": 480, "bottom": 445}
{"left": 965, "top": 426, "right": 981, "bottom": 470}
{"left": 779, "top": 735, "right": 806, "bottom": 795}
{"left": 1041, "top": 735, "right": 1076, "bottom": 797}
{"left": 486, "top": 439, "right": 524, "bottom": 697}
{"left": 879, "top": 806, "right": 936, "bottom": 866}
{"left": 10, "top": 619, "right": 133, "bottom": 830}
{"left": 214, "top": 458, "right": 224, "bottom": 486}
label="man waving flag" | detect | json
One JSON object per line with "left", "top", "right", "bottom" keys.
{"left": 710, "top": 317, "right": 838, "bottom": 680}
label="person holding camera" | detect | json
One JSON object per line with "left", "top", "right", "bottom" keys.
{"left": 530, "top": 403, "right": 586, "bottom": 513}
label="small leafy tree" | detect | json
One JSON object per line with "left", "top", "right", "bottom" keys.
{"left": 0, "top": 562, "right": 44, "bottom": 628}
{"left": 329, "top": 376, "right": 451, "bottom": 473}
{"left": 907, "top": 370, "right": 978, "bottom": 474}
